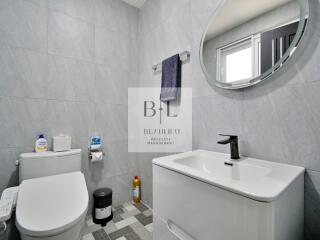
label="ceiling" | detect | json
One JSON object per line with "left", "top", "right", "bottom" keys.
{"left": 205, "top": 0, "right": 294, "bottom": 41}
{"left": 122, "top": 0, "right": 146, "bottom": 8}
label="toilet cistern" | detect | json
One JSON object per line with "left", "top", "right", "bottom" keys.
{"left": 217, "top": 134, "right": 240, "bottom": 160}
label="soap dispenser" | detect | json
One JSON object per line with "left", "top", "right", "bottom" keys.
{"left": 35, "top": 134, "right": 48, "bottom": 152}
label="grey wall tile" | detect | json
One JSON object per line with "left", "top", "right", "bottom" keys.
{"left": 0, "top": 0, "right": 139, "bottom": 218}
{"left": 95, "top": 0, "right": 138, "bottom": 39}
{"left": 0, "top": 97, "right": 48, "bottom": 148}
{"left": 24, "top": 0, "right": 47, "bottom": 8}
{"left": 94, "top": 26, "right": 130, "bottom": 70}
{"left": 95, "top": 103, "right": 128, "bottom": 142}
{"left": 47, "top": 100, "right": 95, "bottom": 145}
{"left": 241, "top": 81, "right": 320, "bottom": 171}
{"left": 138, "top": 68, "right": 162, "bottom": 88}
{"left": 161, "top": 4, "right": 192, "bottom": 57}
{"left": 0, "top": 44, "right": 48, "bottom": 98}
{"left": 95, "top": 0, "right": 126, "bottom": 30}
{"left": 0, "top": 0, "right": 47, "bottom": 52}
{"left": 192, "top": 92, "right": 243, "bottom": 152}
{"left": 129, "top": 37, "right": 139, "bottom": 73}
{"left": 161, "top": 0, "right": 190, "bottom": 21}
{"left": 0, "top": 0, "right": 14, "bottom": 11}
{"left": 241, "top": 86, "right": 293, "bottom": 164}
{"left": 48, "top": 54, "right": 95, "bottom": 101}
{"left": 111, "top": 174, "right": 135, "bottom": 207}
{"left": 127, "top": 6, "right": 139, "bottom": 40}
{"left": 305, "top": 170, "right": 320, "bottom": 240}
{"left": 95, "top": 64, "right": 129, "bottom": 105}
{"left": 0, "top": 148, "right": 20, "bottom": 192}
{"left": 267, "top": 83, "right": 320, "bottom": 170}
{"left": 128, "top": 71, "right": 139, "bottom": 88}
{"left": 137, "top": 153, "right": 157, "bottom": 179}
{"left": 48, "top": 10, "right": 94, "bottom": 60}
{"left": 141, "top": 175, "right": 152, "bottom": 207}
{"left": 190, "top": 0, "right": 221, "bottom": 16}
{"left": 84, "top": 139, "right": 135, "bottom": 184}
{"left": 85, "top": 172, "right": 133, "bottom": 208}
{"left": 137, "top": 153, "right": 162, "bottom": 205}
{"left": 138, "top": 0, "right": 162, "bottom": 36}
{"left": 138, "top": 25, "right": 166, "bottom": 73}
{"left": 188, "top": 47, "right": 217, "bottom": 98}
{"left": 191, "top": 0, "right": 220, "bottom": 47}
{"left": 48, "top": 0, "right": 94, "bottom": 23}
{"left": 106, "top": 139, "right": 138, "bottom": 176}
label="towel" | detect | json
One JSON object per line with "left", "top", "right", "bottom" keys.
{"left": 160, "top": 54, "right": 181, "bottom": 102}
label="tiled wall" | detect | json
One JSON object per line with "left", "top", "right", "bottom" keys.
{"left": 137, "top": 0, "right": 320, "bottom": 239}
{"left": 0, "top": 0, "right": 139, "bottom": 210}
{"left": 1, "top": 0, "right": 320, "bottom": 239}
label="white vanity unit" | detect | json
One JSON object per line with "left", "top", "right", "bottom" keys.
{"left": 153, "top": 150, "right": 305, "bottom": 240}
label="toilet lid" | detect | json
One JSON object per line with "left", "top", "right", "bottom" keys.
{"left": 16, "top": 172, "right": 88, "bottom": 237}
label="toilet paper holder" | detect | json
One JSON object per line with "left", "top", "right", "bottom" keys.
{"left": 88, "top": 136, "right": 104, "bottom": 162}
{"left": 88, "top": 147, "right": 105, "bottom": 161}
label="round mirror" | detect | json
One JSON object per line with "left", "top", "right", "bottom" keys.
{"left": 200, "top": 0, "right": 309, "bottom": 89}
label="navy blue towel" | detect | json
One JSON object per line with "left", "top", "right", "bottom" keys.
{"left": 160, "top": 54, "right": 181, "bottom": 102}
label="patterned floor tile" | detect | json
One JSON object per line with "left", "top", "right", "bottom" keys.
{"left": 92, "top": 229, "right": 111, "bottom": 240}
{"left": 122, "top": 202, "right": 132, "bottom": 207}
{"left": 83, "top": 202, "right": 152, "bottom": 240}
{"left": 134, "top": 203, "right": 149, "bottom": 212}
{"left": 83, "top": 222, "right": 102, "bottom": 236}
{"left": 114, "top": 207, "right": 125, "bottom": 216}
{"left": 116, "top": 237, "right": 127, "bottom": 240}
{"left": 143, "top": 209, "right": 152, "bottom": 217}
{"left": 145, "top": 224, "right": 153, "bottom": 233}
{"left": 104, "top": 221, "right": 117, "bottom": 234}
{"left": 83, "top": 233, "right": 95, "bottom": 240}
{"left": 115, "top": 216, "right": 138, "bottom": 229}
{"left": 87, "top": 218, "right": 95, "bottom": 227}
{"left": 109, "top": 226, "right": 133, "bottom": 240}
{"left": 125, "top": 205, "right": 138, "bottom": 212}
{"left": 125, "top": 231, "right": 141, "bottom": 240}
{"left": 123, "top": 208, "right": 141, "bottom": 216}
{"left": 113, "top": 214, "right": 124, "bottom": 223}
{"left": 135, "top": 214, "right": 153, "bottom": 226}
{"left": 131, "top": 222, "right": 153, "bottom": 240}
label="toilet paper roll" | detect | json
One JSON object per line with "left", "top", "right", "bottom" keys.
{"left": 91, "top": 151, "right": 103, "bottom": 163}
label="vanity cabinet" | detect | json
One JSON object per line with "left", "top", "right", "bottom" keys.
{"left": 153, "top": 164, "right": 304, "bottom": 240}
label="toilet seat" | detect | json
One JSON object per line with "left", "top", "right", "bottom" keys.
{"left": 16, "top": 172, "right": 88, "bottom": 237}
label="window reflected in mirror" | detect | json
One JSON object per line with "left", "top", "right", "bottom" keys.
{"left": 201, "top": 0, "right": 309, "bottom": 89}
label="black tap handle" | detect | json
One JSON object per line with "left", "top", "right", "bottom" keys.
{"left": 218, "top": 134, "right": 240, "bottom": 159}
{"left": 218, "top": 134, "right": 238, "bottom": 138}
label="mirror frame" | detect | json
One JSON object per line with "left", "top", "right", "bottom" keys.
{"left": 199, "top": 0, "right": 309, "bottom": 90}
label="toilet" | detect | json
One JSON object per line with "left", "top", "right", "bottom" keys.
{"left": 15, "top": 149, "right": 89, "bottom": 240}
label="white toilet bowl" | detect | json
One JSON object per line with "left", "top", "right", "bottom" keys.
{"left": 16, "top": 172, "right": 88, "bottom": 240}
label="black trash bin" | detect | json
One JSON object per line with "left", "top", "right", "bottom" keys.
{"left": 93, "top": 188, "right": 113, "bottom": 226}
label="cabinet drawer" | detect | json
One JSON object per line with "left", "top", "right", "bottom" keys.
{"left": 153, "top": 165, "right": 273, "bottom": 240}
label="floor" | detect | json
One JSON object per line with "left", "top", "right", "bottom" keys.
{"left": 82, "top": 202, "right": 153, "bottom": 240}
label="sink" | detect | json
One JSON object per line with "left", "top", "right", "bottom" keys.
{"left": 153, "top": 149, "right": 304, "bottom": 202}
{"left": 153, "top": 150, "right": 305, "bottom": 240}
{"left": 174, "top": 155, "right": 270, "bottom": 181}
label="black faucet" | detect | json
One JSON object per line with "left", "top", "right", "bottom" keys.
{"left": 217, "top": 134, "right": 240, "bottom": 160}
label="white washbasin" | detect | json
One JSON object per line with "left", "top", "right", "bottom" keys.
{"left": 153, "top": 149, "right": 304, "bottom": 202}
